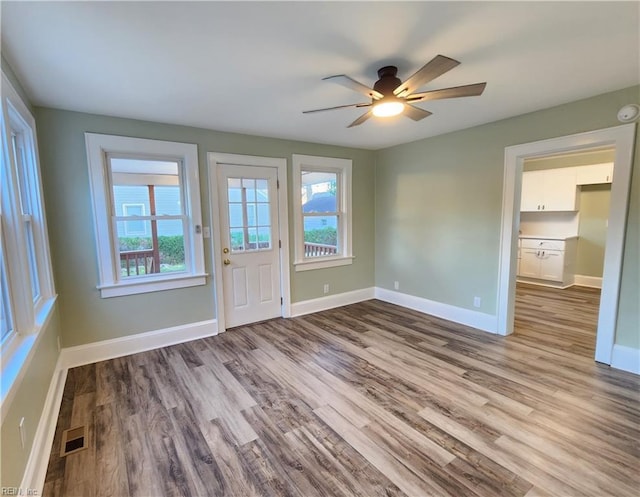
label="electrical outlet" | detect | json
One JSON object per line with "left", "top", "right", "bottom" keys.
{"left": 323, "top": 284, "right": 329, "bottom": 294}
{"left": 19, "top": 417, "right": 26, "bottom": 449}
{"left": 394, "top": 281, "right": 399, "bottom": 290}
{"left": 203, "top": 226, "right": 211, "bottom": 238}
{"left": 473, "top": 296, "right": 481, "bottom": 308}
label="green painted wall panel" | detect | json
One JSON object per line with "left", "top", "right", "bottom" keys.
{"left": 576, "top": 185, "right": 611, "bottom": 278}
{"left": 375, "top": 85, "right": 639, "bottom": 348}
{"left": 34, "top": 108, "right": 375, "bottom": 347}
{"left": 0, "top": 308, "right": 61, "bottom": 488}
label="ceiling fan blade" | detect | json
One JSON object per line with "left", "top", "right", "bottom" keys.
{"left": 394, "top": 55, "right": 460, "bottom": 97}
{"left": 323, "top": 75, "right": 384, "bottom": 100}
{"left": 347, "top": 110, "right": 373, "bottom": 128}
{"left": 303, "top": 102, "right": 371, "bottom": 114}
{"left": 406, "top": 82, "right": 487, "bottom": 102}
{"left": 403, "top": 104, "right": 432, "bottom": 122}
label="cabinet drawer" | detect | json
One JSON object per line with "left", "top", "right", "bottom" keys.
{"left": 520, "top": 238, "right": 565, "bottom": 250}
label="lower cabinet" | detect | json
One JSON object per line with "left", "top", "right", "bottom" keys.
{"left": 520, "top": 248, "right": 564, "bottom": 281}
{"left": 517, "top": 238, "right": 577, "bottom": 287}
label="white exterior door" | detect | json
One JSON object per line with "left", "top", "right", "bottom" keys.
{"left": 217, "top": 164, "right": 282, "bottom": 328}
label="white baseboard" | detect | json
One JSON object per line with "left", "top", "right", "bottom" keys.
{"left": 611, "top": 344, "right": 640, "bottom": 375}
{"left": 20, "top": 356, "right": 67, "bottom": 495}
{"left": 374, "top": 287, "right": 498, "bottom": 334}
{"left": 290, "top": 287, "right": 375, "bottom": 317}
{"left": 573, "top": 274, "right": 603, "bottom": 289}
{"left": 60, "top": 319, "right": 218, "bottom": 369}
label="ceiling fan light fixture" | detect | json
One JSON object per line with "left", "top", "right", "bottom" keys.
{"left": 372, "top": 100, "right": 405, "bottom": 117}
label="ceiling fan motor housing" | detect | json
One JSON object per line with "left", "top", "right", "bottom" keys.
{"left": 373, "top": 66, "right": 402, "bottom": 96}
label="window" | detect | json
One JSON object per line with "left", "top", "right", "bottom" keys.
{"left": 122, "top": 204, "right": 147, "bottom": 236}
{"left": 292, "top": 154, "right": 352, "bottom": 271}
{"left": 1, "top": 72, "right": 56, "bottom": 398}
{"left": 85, "top": 134, "right": 206, "bottom": 297}
{"left": 227, "top": 177, "right": 272, "bottom": 252}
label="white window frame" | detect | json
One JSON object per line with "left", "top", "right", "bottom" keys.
{"left": 85, "top": 133, "right": 206, "bottom": 298}
{"left": 122, "top": 203, "right": 147, "bottom": 236}
{"left": 1, "top": 72, "right": 57, "bottom": 411}
{"left": 292, "top": 154, "right": 353, "bottom": 271}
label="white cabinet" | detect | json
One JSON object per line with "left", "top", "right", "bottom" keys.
{"left": 521, "top": 169, "right": 578, "bottom": 212}
{"left": 519, "top": 248, "right": 564, "bottom": 282}
{"left": 517, "top": 238, "right": 577, "bottom": 287}
{"left": 576, "top": 162, "right": 613, "bottom": 185}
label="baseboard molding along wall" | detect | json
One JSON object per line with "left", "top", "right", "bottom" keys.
{"left": 60, "top": 319, "right": 218, "bottom": 369}
{"left": 573, "top": 274, "right": 603, "bottom": 289}
{"left": 611, "top": 344, "right": 640, "bottom": 375}
{"left": 374, "top": 287, "right": 498, "bottom": 334}
{"left": 20, "top": 357, "right": 67, "bottom": 495}
{"left": 290, "top": 287, "right": 375, "bottom": 317}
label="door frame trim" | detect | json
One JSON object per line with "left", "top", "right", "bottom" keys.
{"left": 207, "top": 152, "right": 291, "bottom": 332}
{"left": 496, "top": 123, "right": 636, "bottom": 365}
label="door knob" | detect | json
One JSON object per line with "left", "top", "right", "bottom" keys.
{"left": 223, "top": 258, "right": 231, "bottom": 265}
{"left": 223, "top": 247, "right": 229, "bottom": 254}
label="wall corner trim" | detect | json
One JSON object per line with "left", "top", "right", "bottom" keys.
{"left": 21, "top": 318, "right": 218, "bottom": 495}
{"left": 611, "top": 344, "right": 640, "bottom": 375}
{"left": 290, "top": 287, "right": 375, "bottom": 317}
{"left": 374, "top": 287, "right": 498, "bottom": 334}
{"left": 60, "top": 319, "right": 218, "bottom": 369}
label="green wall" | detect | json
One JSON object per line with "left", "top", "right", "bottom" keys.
{"left": 576, "top": 185, "right": 611, "bottom": 278}
{"left": 375, "top": 85, "right": 639, "bottom": 348}
{"left": 1, "top": 56, "right": 62, "bottom": 489}
{"left": 0, "top": 310, "right": 61, "bottom": 489}
{"left": 34, "top": 108, "right": 375, "bottom": 347}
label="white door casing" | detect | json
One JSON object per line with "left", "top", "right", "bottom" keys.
{"left": 496, "top": 123, "right": 636, "bottom": 366}
{"left": 208, "top": 153, "right": 291, "bottom": 332}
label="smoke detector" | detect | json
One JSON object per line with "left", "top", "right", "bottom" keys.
{"left": 617, "top": 104, "right": 640, "bottom": 123}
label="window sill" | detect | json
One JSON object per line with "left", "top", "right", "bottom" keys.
{"left": 98, "top": 273, "right": 208, "bottom": 298}
{"left": 1, "top": 295, "right": 57, "bottom": 422}
{"left": 294, "top": 256, "right": 354, "bottom": 272}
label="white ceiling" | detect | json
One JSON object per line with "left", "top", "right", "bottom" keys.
{"left": 2, "top": 1, "right": 638, "bottom": 150}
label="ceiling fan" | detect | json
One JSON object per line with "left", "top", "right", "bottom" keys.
{"left": 303, "top": 55, "right": 486, "bottom": 128}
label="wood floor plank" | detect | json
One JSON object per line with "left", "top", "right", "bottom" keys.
{"left": 44, "top": 285, "right": 639, "bottom": 497}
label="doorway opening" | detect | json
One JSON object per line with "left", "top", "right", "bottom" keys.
{"left": 514, "top": 148, "right": 615, "bottom": 358}
{"left": 496, "top": 124, "right": 635, "bottom": 366}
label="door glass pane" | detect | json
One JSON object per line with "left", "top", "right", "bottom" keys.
{"left": 303, "top": 215, "right": 338, "bottom": 257}
{"left": 246, "top": 203, "right": 257, "bottom": 227}
{"left": 227, "top": 178, "right": 242, "bottom": 202}
{"left": 227, "top": 176, "right": 273, "bottom": 252}
{"left": 230, "top": 228, "right": 245, "bottom": 251}
{"left": 242, "top": 178, "right": 256, "bottom": 202}
{"left": 256, "top": 179, "right": 269, "bottom": 201}
{"left": 301, "top": 171, "right": 337, "bottom": 212}
{"left": 228, "top": 204, "right": 244, "bottom": 228}
{"left": 257, "top": 203, "right": 270, "bottom": 226}
{"left": 247, "top": 227, "right": 258, "bottom": 250}
{"left": 258, "top": 226, "right": 272, "bottom": 249}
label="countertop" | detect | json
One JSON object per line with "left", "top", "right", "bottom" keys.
{"left": 519, "top": 235, "right": 578, "bottom": 240}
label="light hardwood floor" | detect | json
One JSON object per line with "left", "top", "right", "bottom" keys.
{"left": 44, "top": 294, "right": 639, "bottom": 497}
